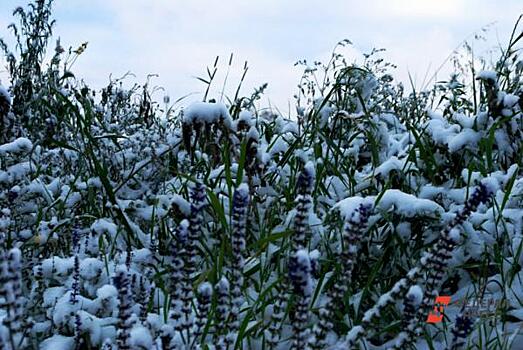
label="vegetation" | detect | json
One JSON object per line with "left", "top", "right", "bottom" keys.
{"left": 0, "top": 1, "right": 522, "bottom": 349}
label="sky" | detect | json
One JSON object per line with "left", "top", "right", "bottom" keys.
{"left": 0, "top": 0, "right": 521, "bottom": 114}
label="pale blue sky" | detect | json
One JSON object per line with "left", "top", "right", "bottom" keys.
{"left": 0, "top": 0, "right": 521, "bottom": 112}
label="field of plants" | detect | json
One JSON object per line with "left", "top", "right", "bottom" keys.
{"left": 0, "top": 1, "right": 522, "bottom": 349}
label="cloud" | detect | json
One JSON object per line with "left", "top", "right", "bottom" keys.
{"left": 371, "top": 0, "right": 466, "bottom": 20}
{"left": 0, "top": 0, "right": 521, "bottom": 110}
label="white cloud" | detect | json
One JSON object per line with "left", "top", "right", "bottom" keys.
{"left": 0, "top": 0, "right": 521, "bottom": 110}
{"left": 371, "top": 0, "right": 466, "bottom": 19}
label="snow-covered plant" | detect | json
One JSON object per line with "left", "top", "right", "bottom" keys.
{"left": 215, "top": 276, "right": 231, "bottom": 349}
{"left": 448, "top": 312, "right": 474, "bottom": 350}
{"left": 311, "top": 203, "right": 372, "bottom": 349}
{"left": 169, "top": 219, "right": 189, "bottom": 331}
{"left": 188, "top": 181, "right": 206, "bottom": 277}
{"left": 289, "top": 249, "right": 313, "bottom": 350}
{"left": 69, "top": 255, "right": 80, "bottom": 306}
{"left": 423, "top": 183, "right": 492, "bottom": 300}
{"left": 0, "top": 2, "right": 521, "bottom": 349}
{"left": 265, "top": 293, "right": 286, "bottom": 349}
{"left": 343, "top": 183, "right": 493, "bottom": 349}
{"left": 390, "top": 285, "right": 424, "bottom": 350}
{"left": 114, "top": 268, "right": 132, "bottom": 350}
{"left": 193, "top": 282, "right": 212, "bottom": 343}
{"left": 0, "top": 86, "right": 13, "bottom": 144}
{"left": 387, "top": 184, "right": 493, "bottom": 349}
{"left": 291, "top": 162, "right": 315, "bottom": 251}
{"left": 0, "top": 248, "right": 25, "bottom": 350}
{"left": 229, "top": 183, "right": 249, "bottom": 341}
{"left": 181, "top": 102, "right": 234, "bottom": 165}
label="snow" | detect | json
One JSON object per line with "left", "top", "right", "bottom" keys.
{"left": 407, "top": 285, "right": 423, "bottom": 305}
{"left": 0, "top": 161, "right": 32, "bottom": 184}
{"left": 426, "top": 118, "right": 460, "bottom": 145}
{"left": 494, "top": 129, "right": 512, "bottom": 155}
{"left": 247, "top": 125, "right": 259, "bottom": 140}
{"left": 281, "top": 121, "right": 299, "bottom": 135}
{"left": 183, "top": 102, "right": 233, "bottom": 129}
{"left": 43, "top": 287, "right": 67, "bottom": 308}
{"left": 40, "top": 257, "right": 74, "bottom": 279}
{"left": 91, "top": 219, "right": 117, "bottom": 239}
{"left": 448, "top": 129, "right": 482, "bottom": 152}
{"left": 96, "top": 285, "right": 118, "bottom": 300}
{"left": 377, "top": 293, "right": 393, "bottom": 307}
{"left": 448, "top": 228, "right": 461, "bottom": 243}
{"left": 377, "top": 190, "right": 443, "bottom": 217}
{"left": 477, "top": 70, "right": 497, "bottom": 81}
{"left": 217, "top": 276, "right": 230, "bottom": 291}
{"left": 293, "top": 249, "right": 313, "bottom": 297}
{"left": 0, "top": 137, "right": 33, "bottom": 155}
{"left": 345, "top": 325, "right": 364, "bottom": 342}
{"left": 236, "top": 183, "right": 250, "bottom": 197}
{"left": 132, "top": 248, "right": 153, "bottom": 264}
{"left": 374, "top": 156, "right": 416, "bottom": 178}
{"left": 396, "top": 222, "right": 412, "bottom": 240}
{"left": 309, "top": 249, "right": 320, "bottom": 261}
{"left": 334, "top": 196, "right": 374, "bottom": 220}
{"left": 198, "top": 282, "right": 213, "bottom": 297}
{"left": 0, "top": 25, "right": 520, "bottom": 350}
{"left": 129, "top": 325, "right": 153, "bottom": 348}
{"left": 171, "top": 194, "right": 191, "bottom": 216}
{"left": 452, "top": 113, "right": 475, "bottom": 129}
{"left": 40, "top": 335, "right": 74, "bottom": 350}
{"left": 238, "top": 110, "right": 253, "bottom": 126}
{"left": 304, "top": 161, "right": 316, "bottom": 179}
{"left": 177, "top": 219, "right": 189, "bottom": 242}
{"left": 504, "top": 94, "right": 520, "bottom": 108}
{"left": 481, "top": 177, "right": 500, "bottom": 196}
{"left": 79, "top": 258, "right": 104, "bottom": 280}
{"left": 87, "top": 177, "right": 102, "bottom": 188}
{"left": 268, "top": 137, "right": 289, "bottom": 155}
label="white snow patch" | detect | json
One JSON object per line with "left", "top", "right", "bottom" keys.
{"left": 91, "top": 219, "right": 117, "bottom": 239}
{"left": 96, "top": 284, "right": 117, "bottom": 300}
{"left": 477, "top": 70, "right": 497, "bottom": 81}
{"left": 333, "top": 196, "right": 374, "bottom": 221}
{"left": 40, "top": 335, "right": 74, "bottom": 350}
{"left": 503, "top": 94, "right": 520, "bottom": 108}
{"left": 448, "top": 228, "right": 461, "bottom": 243}
{"left": 236, "top": 183, "right": 250, "bottom": 197}
{"left": 377, "top": 190, "right": 443, "bottom": 217}
{"left": 183, "top": 102, "right": 232, "bottom": 129}
{"left": 407, "top": 285, "right": 423, "bottom": 305}
{"left": 304, "top": 161, "right": 316, "bottom": 179}
{"left": 374, "top": 156, "right": 416, "bottom": 178}
{"left": 281, "top": 121, "right": 299, "bottom": 135}
{"left": 129, "top": 325, "right": 153, "bottom": 348}
{"left": 448, "top": 129, "right": 482, "bottom": 152}
{"left": 0, "top": 137, "right": 33, "bottom": 155}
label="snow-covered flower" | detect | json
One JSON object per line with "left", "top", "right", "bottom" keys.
{"left": 229, "top": 184, "right": 249, "bottom": 339}
{"left": 114, "top": 267, "right": 132, "bottom": 350}
{"left": 292, "top": 162, "right": 315, "bottom": 251}
{"left": 215, "top": 276, "right": 231, "bottom": 349}
{"left": 193, "top": 282, "right": 212, "bottom": 341}
{"left": 449, "top": 312, "right": 474, "bottom": 350}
